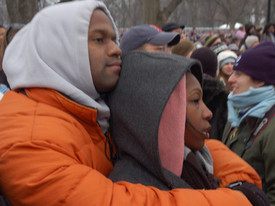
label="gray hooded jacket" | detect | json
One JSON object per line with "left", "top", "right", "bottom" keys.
{"left": 108, "top": 51, "right": 202, "bottom": 190}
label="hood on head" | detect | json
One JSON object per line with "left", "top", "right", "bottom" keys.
{"left": 3, "top": 0, "right": 118, "bottom": 133}
{"left": 109, "top": 51, "right": 202, "bottom": 185}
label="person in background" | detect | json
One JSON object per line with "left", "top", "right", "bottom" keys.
{"left": 0, "top": 26, "right": 22, "bottom": 88}
{"left": 204, "top": 34, "right": 228, "bottom": 55}
{"left": 261, "top": 23, "right": 275, "bottom": 43}
{"left": 222, "top": 42, "right": 275, "bottom": 205}
{"left": 119, "top": 24, "right": 180, "bottom": 55}
{"left": 0, "top": 25, "right": 5, "bottom": 43}
{"left": 224, "top": 35, "right": 232, "bottom": 46}
{"left": 245, "top": 23, "right": 257, "bottom": 36}
{"left": 235, "top": 26, "right": 245, "bottom": 40}
{"left": 191, "top": 47, "right": 228, "bottom": 140}
{"left": 256, "top": 26, "right": 264, "bottom": 40}
{"left": 228, "top": 37, "right": 241, "bottom": 55}
{"left": 239, "top": 23, "right": 256, "bottom": 51}
{"left": 217, "top": 50, "right": 238, "bottom": 91}
{"left": 194, "top": 41, "right": 203, "bottom": 49}
{"left": 0, "top": 26, "right": 22, "bottom": 102}
{"left": 231, "top": 37, "right": 241, "bottom": 48}
{"left": 108, "top": 50, "right": 268, "bottom": 206}
{"left": 189, "top": 30, "right": 199, "bottom": 42}
{"left": 172, "top": 39, "right": 195, "bottom": 58}
{"left": 204, "top": 34, "right": 222, "bottom": 48}
{"left": 245, "top": 35, "right": 260, "bottom": 49}
{"left": 211, "top": 42, "right": 229, "bottom": 55}
{"left": 162, "top": 22, "right": 185, "bottom": 39}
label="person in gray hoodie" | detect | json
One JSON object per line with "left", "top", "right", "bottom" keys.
{"left": 108, "top": 51, "right": 200, "bottom": 189}
{"left": 107, "top": 51, "right": 269, "bottom": 206}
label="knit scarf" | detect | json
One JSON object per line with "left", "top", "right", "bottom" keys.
{"left": 227, "top": 86, "right": 275, "bottom": 127}
{"left": 181, "top": 146, "right": 219, "bottom": 189}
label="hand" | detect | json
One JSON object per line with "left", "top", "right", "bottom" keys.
{"left": 228, "top": 181, "right": 269, "bottom": 206}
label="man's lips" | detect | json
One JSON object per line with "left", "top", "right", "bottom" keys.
{"left": 107, "top": 61, "right": 122, "bottom": 71}
{"left": 107, "top": 60, "right": 122, "bottom": 66}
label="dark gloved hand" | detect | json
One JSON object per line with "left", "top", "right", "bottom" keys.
{"left": 228, "top": 181, "right": 270, "bottom": 206}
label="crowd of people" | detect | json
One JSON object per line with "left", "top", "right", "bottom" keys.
{"left": 0, "top": 0, "right": 275, "bottom": 205}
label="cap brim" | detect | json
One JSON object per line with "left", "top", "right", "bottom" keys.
{"left": 148, "top": 32, "right": 180, "bottom": 46}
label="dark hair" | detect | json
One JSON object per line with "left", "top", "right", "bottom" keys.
{"left": 245, "top": 23, "right": 256, "bottom": 34}
{"left": 263, "top": 23, "right": 275, "bottom": 34}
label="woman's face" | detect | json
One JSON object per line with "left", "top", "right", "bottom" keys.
{"left": 185, "top": 72, "right": 212, "bottom": 151}
{"left": 221, "top": 62, "right": 234, "bottom": 76}
{"left": 228, "top": 70, "right": 264, "bottom": 95}
{"left": 268, "top": 25, "right": 275, "bottom": 34}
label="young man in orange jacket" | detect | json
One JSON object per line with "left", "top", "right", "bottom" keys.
{"left": 0, "top": 0, "right": 267, "bottom": 205}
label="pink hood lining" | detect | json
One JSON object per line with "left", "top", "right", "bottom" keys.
{"left": 158, "top": 75, "right": 186, "bottom": 176}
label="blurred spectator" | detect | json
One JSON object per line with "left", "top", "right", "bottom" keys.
{"left": 0, "top": 26, "right": 22, "bottom": 88}
{"left": 217, "top": 50, "right": 237, "bottom": 91}
{"left": 245, "top": 35, "right": 259, "bottom": 49}
{"left": 256, "top": 26, "right": 263, "bottom": 39}
{"left": 172, "top": 39, "right": 195, "bottom": 58}
{"left": 0, "top": 25, "right": 5, "bottom": 43}
{"left": 191, "top": 47, "right": 228, "bottom": 140}
{"left": 211, "top": 42, "right": 228, "bottom": 55}
{"left": 261, "top": 23, "right": 275, "bottom": 43}
{"left": 119, "top": 24, "right": 180, "bottom": 55}
{"left": 162, "top": 22, "right": 185, "bottom": 39}
{"left": 245, "top": 23, "right": 257, "bottom": 36}
{"left": 235, "top": 26, "right": 245, "bottom": 40}
{"left": 204, "top": 34, "right": 221, "bottom": 48}
{"left": 224, "top": 35, "right": 232, "bottom": 46}
{"left": 239, "top": 23, "right": 256, "bottom": 51}
{"left": 231, "top": 37, "right": 241, "bottom": 47}
{"left": 194, "top": 41, "right": 203, "bottom": 50}
{"left": 228, "top": 37, "right": 241, "bottom": 55}
{"left": 189, "top": 30, "right": 198, "bottom": 42}
{"left": 228, "top": 43, "right": 239, "bottom": 52}
{"left": 191, "top": 47, "right": 217, "bottom": 78}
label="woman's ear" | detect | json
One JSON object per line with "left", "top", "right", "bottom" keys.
{"left": 256, "top": 81, "right": 265, "bottom": 87}
{"left": 252, "top": 77, "right": 266, "bottom": 88}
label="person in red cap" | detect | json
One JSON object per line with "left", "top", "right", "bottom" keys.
{"left": 222, "top": 41, "right": 275, "bottom": 205}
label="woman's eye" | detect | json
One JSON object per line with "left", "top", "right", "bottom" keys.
{"left": 235, "top": 71, "right": 241, "bottom": 76}
{"left": 191, "top": 99, "right": 200, "bottom": 104}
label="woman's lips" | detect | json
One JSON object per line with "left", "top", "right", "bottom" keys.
{"left": 202, "top": 127, "right": 211, "bottom": 139}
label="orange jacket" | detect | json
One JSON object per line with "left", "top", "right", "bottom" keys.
{"left": 0, "top": 88, "right": 261, "bottom": 206}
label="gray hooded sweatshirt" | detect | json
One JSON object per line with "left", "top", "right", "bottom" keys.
{"left": 108, "top": 51, "right": 202, "bottom": 190}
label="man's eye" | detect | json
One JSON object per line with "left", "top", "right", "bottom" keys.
{"left": 156, "top": 46, "right": 166, "bottom": 51}
{"left": 92, "top": 38, "right": 104, "bottom": 43}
